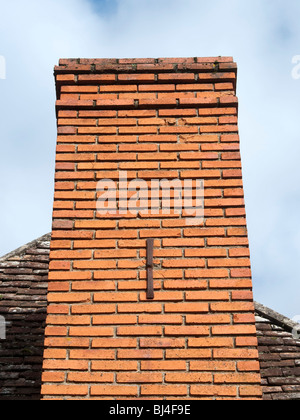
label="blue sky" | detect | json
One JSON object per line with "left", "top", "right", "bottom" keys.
{"left": 90, "top": 0, "right": 119, "bottom": 14}
{"left": 0, "top": 0, "right": 299, "bottom": 318}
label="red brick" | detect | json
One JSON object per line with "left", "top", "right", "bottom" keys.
{"left": 229, "top": 248, "right": 250, "bottom": 257}
{"left": 189, "top": 337, "right": 233, "bottom": 348}
{"left": 91, "top": 361, "right": 138, "bottom": 371}
{"left": 70, "top": 349, "right": 115, "bottom": 360}
{"left": 237, "top": 361, "right": 261, "bottom": 372}
{"left": 190, "top": 361, "right": 235, "bottom": 372}
{"left": 185, "top": 248, "right": 227, "bottom": 258}
{"left": 41, "top": 385, "right": 88, "bottom": 396}
{"left": 139, "top": 290, "right": 183, "bottom": 301}
{"left": 118, "top": 73, "right": 155, "bottom": 82}
{"left": 210, "top": 302, "right": 255, "bottom": 312}
{"left": 162, "top": 259, "right": 205, "bottom": 268}
{"left": 118, "top": 303, "right": 162, "bottom": 313}
{"left": 69, "top": 326, "right": 113, "bottom": 337}
{"left": 49, "top": 261, "right": 71, "bottom": 271}
{"left": 214, "top": 373, "right": 261, "bottom": 384}
{"left": 42, "top": 372, "right": 65, "bottom": 383}
{"left": 48, "top": 272, "right": 92, "bottom": 281}
{"left": 209, "top": 279, "right": 248, "bottom": 291}
{"left": 48, "top": 283, "right": 69, "bottom": 292}
{"left": 207, "top": 238, "right": 248, "bottom": 246}
{"left": 183, "top": 228, "right": 225, "bottom": 237}
{"left": 71, "top": 305, "right": 115, "bottom": 315}
{"left": 185, "top": 291, "right": 230, "bottom": 301}
{"left": 90, "top": 385, "right": 138, "bottom": 396}
{"left": 117, "top": 372, "right": 163, "bottom": 384}
{"left": 47, "top": 293, "right": 90, "bottom": 303}
{"left": 190, "top": 385, "right": 237, "bottom": 397}
{"left": 231, "top": 268, "right": 252, "bottom": 278}
{"left": 94, "top": 249, "right": 137, "bottom": 259}
{"left": 165, "top": 349, "right": 211, "bottom": 359}
{"left": 94, "top": 292, "right": 137, "bottom": 302}
{"left": 44, "top": 337, "right": 90, "bottom": 348}
{"left": 140, "top": 338, "right": 185, "bottom": 348}
{"left": 117, "top": 349, "right": 163, "bottom": 359}
{"left": 94, "top": 271, "right": 137, "bottom": 280}
{"left": 180, "top": 170, "right": 221, "bottom": 178}
{"left": 165, "top": 326, "right": 209, "bottom": 336}
{"left": 163, "top": 238, "right": 205, "bottom": 247}
{"left": 117, "top": 326, "right": 162, "bottom": 336}
{"left": 138, "top": 314, "right": 182, "bottom": 324}
{"left": 165, "top": 372, "right": 212, "bottom": 383}
{"left": 232, "top": 291, "right": 254, "bottom": 302}
{"left": 208, "top": 258, "right": 251, "bottom": 268}
{"left": 141, "top": 385, "right": 187, "bottom": 396}
{"left": 213, "top": 349, "right": 259, "bottom": 359}
{"left": 239, "top": 386, "right": 263, "bottom": 397}
{"left": 43, "top": 360, "right": 88, "bottom": 371}
{"left": 73, "top": 260, "right": 116, "bottom": 270}
{"left": 72, "top": 281, "right": 115, "bottom": 291}
{"left": 165, "top": 303, "right": 209, "bottom": 313}
{"left": 186, "top": 314, "right": 231, "bottom": 324}
{"left": 92, "top": 338, "right": 137, "bottom": 348}
{"left": 45, "top": 326, "right": 67, "bottom": 337}
{"left": 185, "top": 269, "right": 229, "bottom": 279}
{"left": 46, "top": 315, "right": 90, "bottom": 325}
{"left": 119, "top": 144, "right": 158, "bottom": 152}
{"left": 212, "top": 325, "right": 257, "bottom": 336}
{"left": 73, "top": 240, "right": 116, "bottom": 249}
{"left": 68, "top": 372, "right": 114, "bottom": 383}
{"left": 159, "top": 109, "right": 197, "bottom": 117}
{"left": 158, "top": 73, "right": 195, "bottom": 81}
{"left": 140, "top": 361, "right": 187, "bottom": 371}
{"left": 92, "top": 315, "right": 137, "bottom": 325}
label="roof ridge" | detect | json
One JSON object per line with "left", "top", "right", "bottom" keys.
{"left": 255, "top": 301, "right": 299, "bottom": 333}
{"left": 0, "top": 233, "right": 51, "bottom": 262}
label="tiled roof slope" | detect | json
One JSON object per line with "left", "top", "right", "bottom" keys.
{"left": 0, "top": 234, "right": 50, "bottom": 400}
{"left": 0, "top": 235, "right": 299, "bottom": 400}
{"left": 255, "top": 302, "right": 300, "bottom": 400}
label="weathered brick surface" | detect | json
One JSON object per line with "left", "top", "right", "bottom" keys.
{"left": 37, "top": 56, "right": 264, "bottom": 400}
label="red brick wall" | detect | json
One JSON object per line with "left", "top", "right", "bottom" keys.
{"left": 41, "top": 57, "right": 262, "bottom": 400}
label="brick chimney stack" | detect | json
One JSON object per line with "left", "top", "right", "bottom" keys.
{"left": 41, "top": 57, "right": 262, "bottom": 400}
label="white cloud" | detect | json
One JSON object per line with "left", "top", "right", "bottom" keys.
{"left": 0, "top": 0, "right": 299, "bottom": 317}
{"left": 0, "top": 0, "right": 108, "bottom": 257}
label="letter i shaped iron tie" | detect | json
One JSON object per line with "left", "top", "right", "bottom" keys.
{"left": 146, "top": 238, "right": 154, "bottom": 300}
